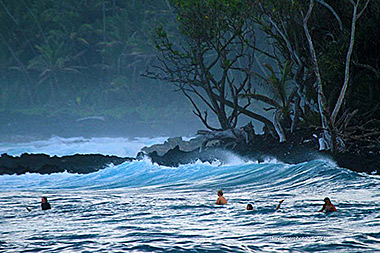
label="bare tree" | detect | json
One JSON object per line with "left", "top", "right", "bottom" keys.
{"left": 145, "top": 1, "right": 276, "bottom": 133}
{"left": 330, "top": 0, "right": 371, "bottom": 124}
{"left": 243, "top": 61, "right": 297, "bottom": 142}
{"left": 302, "top": 0, "right": 370, "bottom": 151}
{"left": 257, "top": 0, "right": 371, "bottom": 151}
{"left": 302, "top": 0, "right": 334, "bottom": 150}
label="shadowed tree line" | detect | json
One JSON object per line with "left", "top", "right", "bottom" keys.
{"left": 1, "top": 0, "right": 379, "bottom": 151}
{"left": 147, "top": 0, "right": 380, "bottom": 154}
{"left": 0, "top": 0, "right": 194, "bottom": 129}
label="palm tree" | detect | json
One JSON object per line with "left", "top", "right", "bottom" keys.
{"left": 242, "top": 61, "right": 297, "bottom": 141}
{"left": 27, "top": 40, "right": 83, "bottom": 103}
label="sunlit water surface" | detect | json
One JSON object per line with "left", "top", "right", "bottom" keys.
{"left": 0, "top": 137, "right": 379, "bottom": 252}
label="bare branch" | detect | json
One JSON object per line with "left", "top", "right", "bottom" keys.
{"left": 303, "top": 0, "right": 333, "bottom": 150}
{"left": 260, "top": 3, "right": 301, "bottom": 65}
{"left": 242, "top": 93, "right": 282, "bottom": 109}
{"left": 0, "top": 0, "right": 18, "bottom": 24}
{"left": 331, "top": 1, "right": 359, "bottom": 124}
{"left": 182, "top": 89, "right": 220, "bottom": 131}
{"left": 316, "top": 0, "right": 343, "bottom": 30}
{"left": 357, "top": 0, "right": 370, "bottom": 19}
{"left": 354, "top": 62, "right": 380, "bottom": 77}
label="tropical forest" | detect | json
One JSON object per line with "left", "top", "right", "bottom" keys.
{"left": 1, "top": 0, "right": 380, "bottom": 154}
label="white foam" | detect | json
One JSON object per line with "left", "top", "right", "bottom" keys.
{"left": 0, "top": 136, "right": 168, "bottom": 157}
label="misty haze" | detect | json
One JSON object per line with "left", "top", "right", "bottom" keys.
{"left": 1, "top": 1, "right": 379, "bottom": 252}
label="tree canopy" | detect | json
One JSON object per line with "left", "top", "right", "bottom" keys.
{"left": 1, "top": 0, "right": 379, "bottom": 146}
{"left": 0, "top": 0, "right": 193, "bottom": 131}
{"left": 149, "top": 0, "right": 380, "bottom": 151}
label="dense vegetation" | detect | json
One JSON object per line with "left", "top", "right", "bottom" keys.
{"left": 150, "top": 0, "right": 380, "bottom": 153}
{"left": 0, "top": 0, "right": 198, "bottom": 136}
{"left": 1, "top": 0, "right": 379, "bottom": 149}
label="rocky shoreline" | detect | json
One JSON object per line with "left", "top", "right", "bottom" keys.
{"left": 142, "top": 127, "right": 380, "bottom": 175}
{"left": 0, "top": 153, "right": 132, "bottom": 175}
{"left": 1, "top": 127, "right": 379, "bottom": 175}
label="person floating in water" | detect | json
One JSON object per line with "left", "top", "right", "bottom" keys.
{"left": 318, "top": 197, "right": 337, "bottom": 213}
{"left": 41, "top": 197, "right": 51, "bottom": 210}
{"left": 246, "top": 199, "right": 284, "bottom": 211}
{"left": 215, "top": 190, "right": 227, "bottom": 205}
{"left": 276, "top": 199, "right": 285, "bottom": 210}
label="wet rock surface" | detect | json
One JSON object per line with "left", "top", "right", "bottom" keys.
{"left": 143, "top": 128, "right": 380, "bottom": 175}
{"left": 1, "top": 127, "right": 378, "bottom": 175}
{"left": 0, "top": 153, "right": 133, "bottom": 175}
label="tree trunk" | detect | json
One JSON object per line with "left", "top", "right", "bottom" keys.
{"left": 102, "top": 0, "right": 106, "bottom": 42}
{"left": 21, "top": 0, "right": 47, "bottom": 42}
{"left": 303, "top": 0, "right": 333, "bottom": 151}
{"left": 291, "top": 95, "right": 300, "bottom": 133}
{"left": 274, "top": 110, "right": 286, "bottom": 142}
{"left": 331, "top": 1, "right": 361, "bottom": 124}
{"left": 0, "top": 31, "right": 34, "bottom": 106}
{"left": 217, "top": 113, "right": 230, "bottom": 130}
{"left": 212, "top": 93, "right": 277, "bottom": 135}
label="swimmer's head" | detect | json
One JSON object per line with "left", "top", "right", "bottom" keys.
{"left": 324, "top": 197, "right": 331, "bottom": 204}
{"left": 246, "top": 204, "right": 253, "bottom": 210}
{"left": 41, "top": 197, "right": 48, "bottom": 203}
{"left": 217, "top": 190, "right": 223, "bottom": 196}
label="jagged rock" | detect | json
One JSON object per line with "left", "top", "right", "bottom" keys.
{"left": 148, "top": 145, "right": 236, "bottom": 167}
{"left": 142, "top": 129, "right": 246, "bottom": 157}
{"left": 0, "top": 153, "right": 133, "bottom": 175}
{"left": 334, "top": 152, "right": 380, "bottom": 175}
{"left": 145, "top": 127, "right": 380, "bottom": 175}
{"left": 205, "top": 139, "right": 221, "bottom": 148}
{"left": 2, "top": 127, "right": 379, "bottom": 176}
{"left": 142, "top": 136, "right": 206, "bottom": 156}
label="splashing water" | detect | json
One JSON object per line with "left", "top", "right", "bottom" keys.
{"left": 0, "top": 137, "right": 379, "bottom": 252}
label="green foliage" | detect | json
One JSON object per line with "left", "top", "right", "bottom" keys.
{"left": 259, "top": 0, "right": 380, "bottom": 129}
{"left": 169, "top": 0, "right": 252, "bottom": 43}
{"left": 0, "top": 0, "right": 192, "bottom": 126}
{"left": 262, "top": 61, "right": 292, "bottom": 106}
{"left": 243, "top": 60, "right": 294, "bottom": 126}
{"left": 151, "top": 0, "right": 269, "bottom": 131}
{"left": 1, "top": 0, "right": 379, "bottom": 134}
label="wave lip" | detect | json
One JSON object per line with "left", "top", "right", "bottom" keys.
{"left": 0, "top": 158, "right": 374, "bottom": 191}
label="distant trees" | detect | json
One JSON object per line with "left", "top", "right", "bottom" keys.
{"left": 1, "top": 0, "right": 379, "bottom": 145}
{"left": 0, "top": 0, "right": 188, "bottom": 121}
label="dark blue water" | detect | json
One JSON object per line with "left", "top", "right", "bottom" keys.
{"left": 0, "top": 137, "right": 379, "bottom": 252}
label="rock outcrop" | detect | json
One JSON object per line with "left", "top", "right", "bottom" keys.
{"left": 141, "top": 136, "right": 205, "bottom": 156}
{"left": 142, "top": 127, "right": 380, "bottom": 175}
{"left": 0, "top": 153, "right": 133, "bottom": 175}
{"left": 2, "top": 126, "right": 378, "bottom": 176}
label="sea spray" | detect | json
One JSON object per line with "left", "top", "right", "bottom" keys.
{"left": 1, "top": 137, "right": 379, "bottom": 252}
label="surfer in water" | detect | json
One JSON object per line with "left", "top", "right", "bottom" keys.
{"left": 216, "top": 190, "right": 227, "bottom": 205}
{"left": 276, "top": 199, "right": 285, "bottom": 210}
{"left": 246, "top": 199, "right": 284, "bottom": 211}
{"left": 41, "top": 197, "right": 51, "bottom": 210}
{"left": 318, "top": 197, "right": 337, "bottom": 212}
{"left": 246, "top": 204, "right": 254, "bottom": 210}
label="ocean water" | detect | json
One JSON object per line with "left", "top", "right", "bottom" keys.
{"left": 0, "top": 137, "right": 379, "bottom": 252}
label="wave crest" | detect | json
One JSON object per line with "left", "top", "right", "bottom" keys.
{"left": 0, "top": 158, "right": 366, "bottom": 191}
